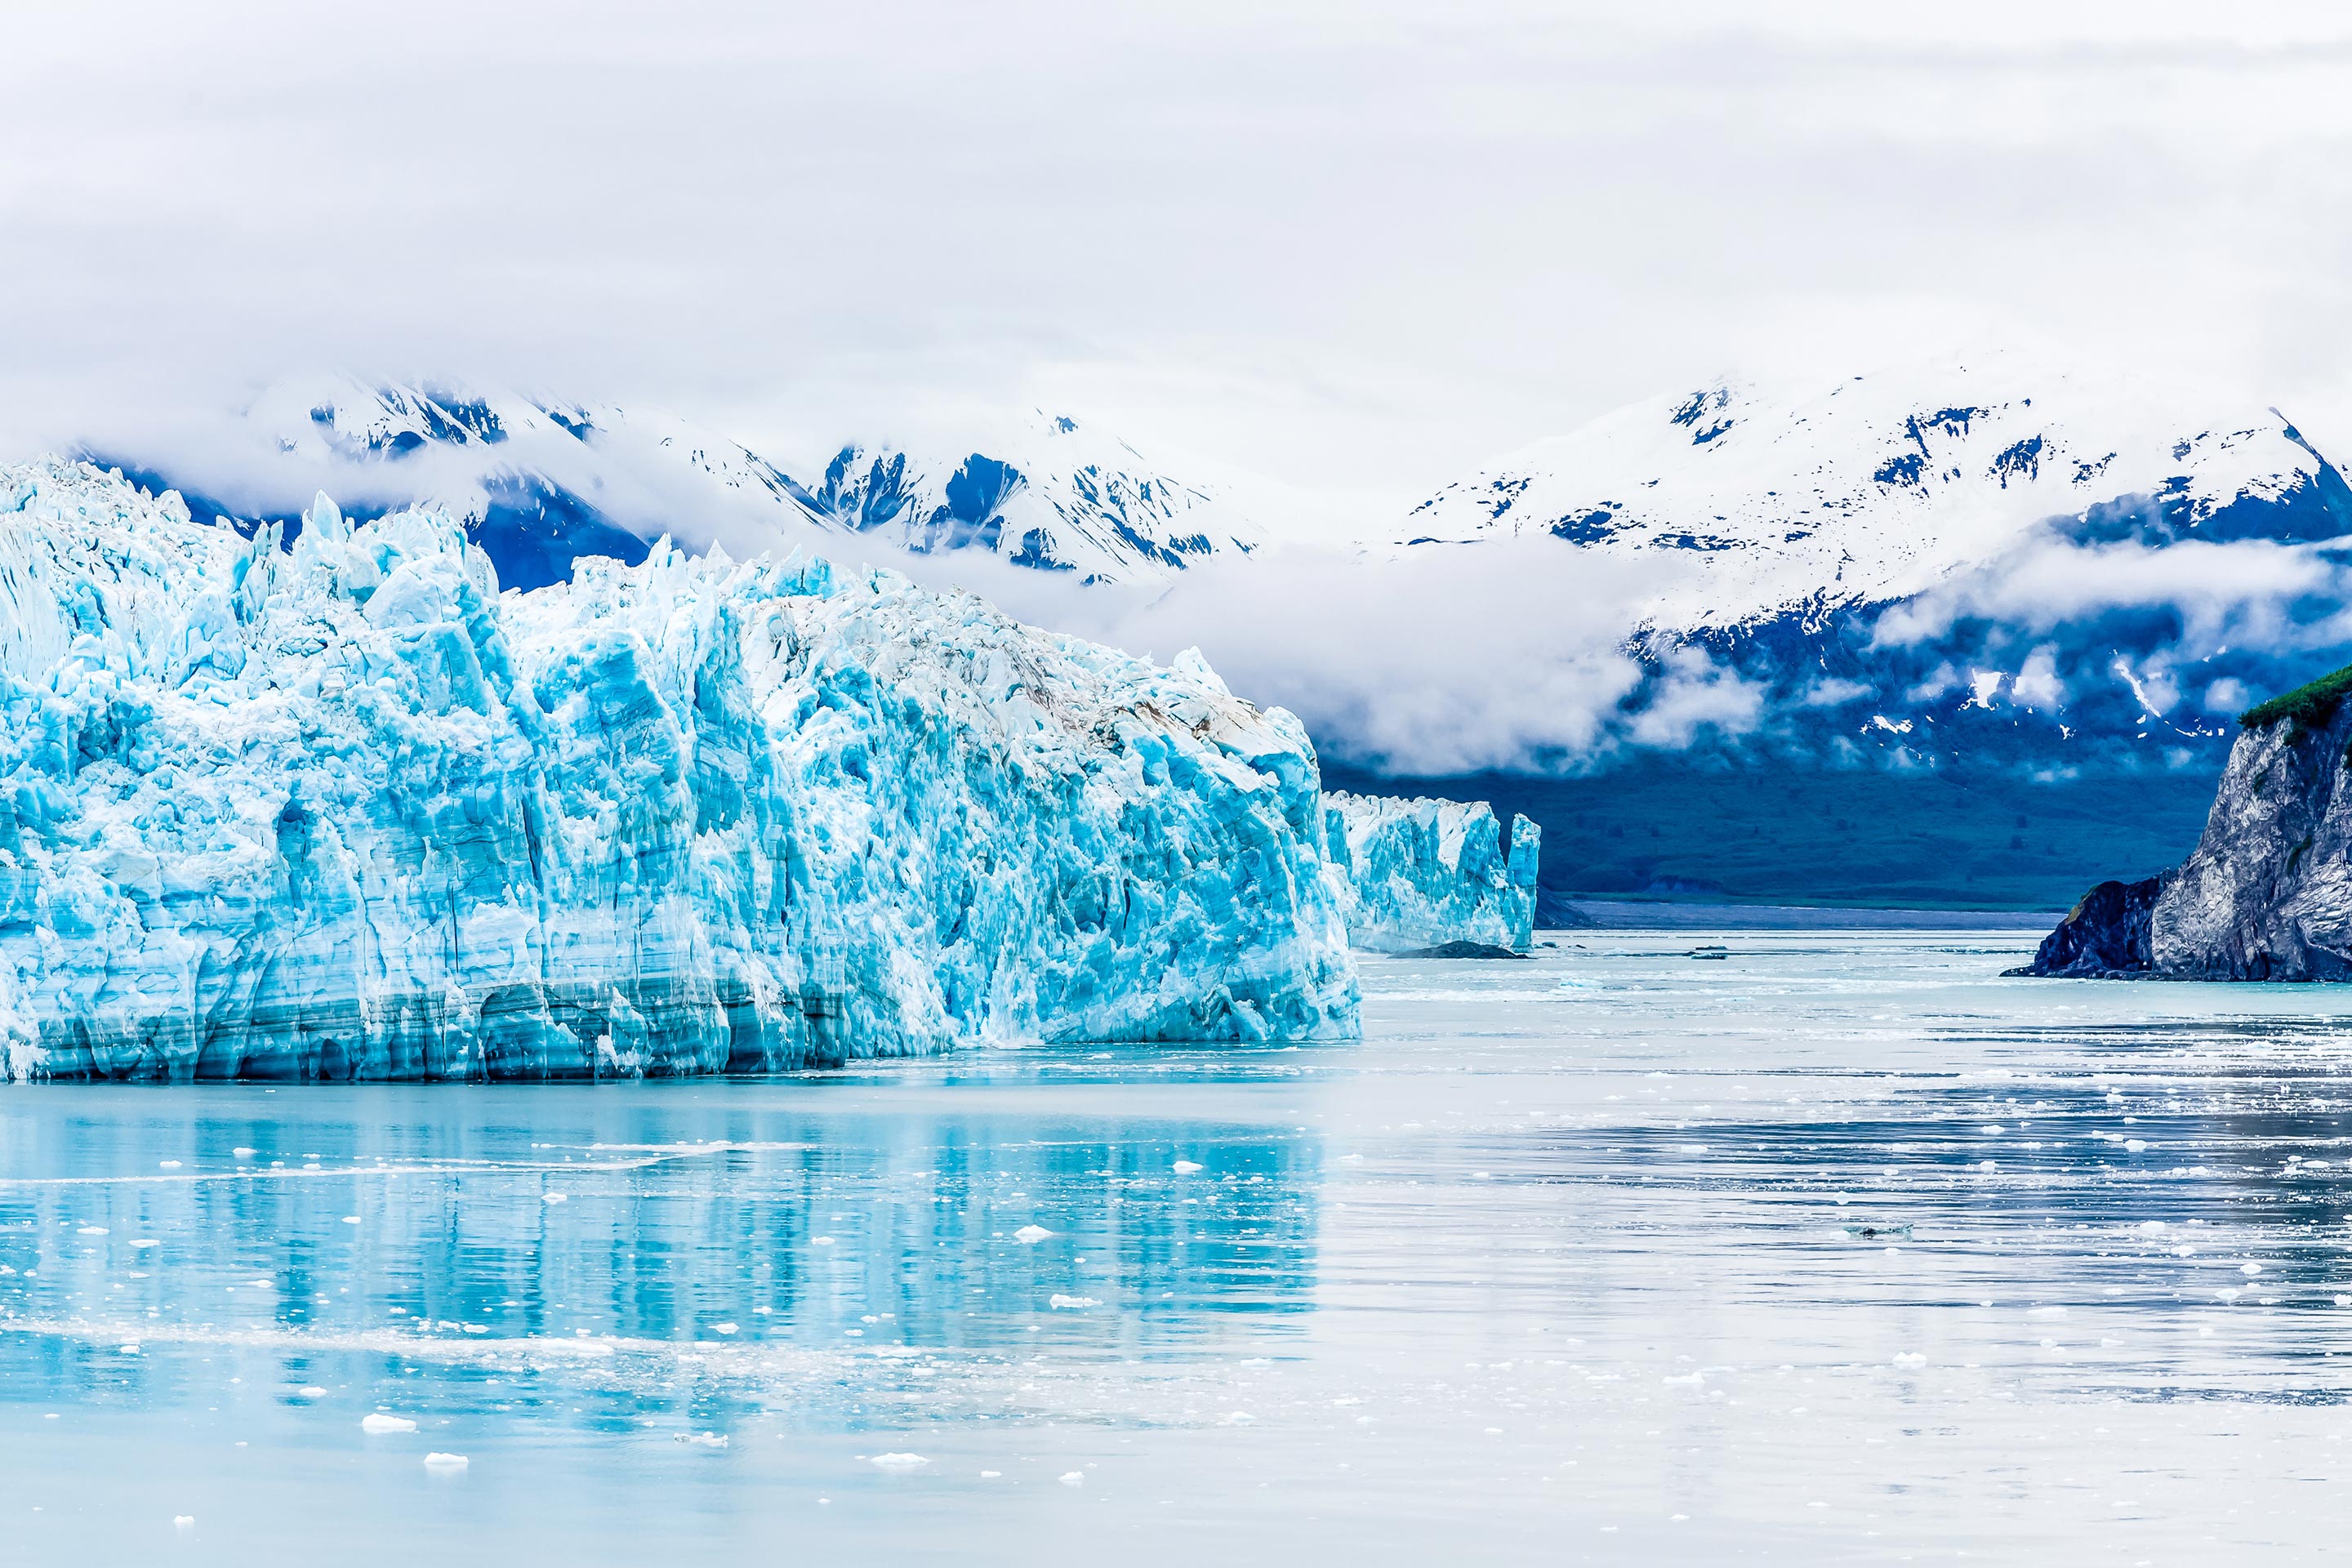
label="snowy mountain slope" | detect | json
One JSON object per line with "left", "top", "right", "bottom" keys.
{"left": 1393, "top": 352, "right": 2352, "bottom": 630}
{"left": 81, "top": 377, "right": 1262, "bottom": 591}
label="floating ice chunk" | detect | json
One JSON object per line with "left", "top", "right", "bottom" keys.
{"left": 295, "top": 1386, "right": 326, "bottom": 1398}
{"left": 1172, "top": 1160, "right": 1204, "bottom": 1174}
{"left": 980, "top": 1469, "right": 1002, "bottom": 1479}
{"left": 75, "top": 1226, "right": 107, "bottom": 1236}
{"left": 2241, "top": 1263, "right": 2264, "bottom": 1276}
{"left": 2124, "top": 1139, "right": 2149, "bottom": 1152}
{"left": 813, "top": 1236, "right": 836, "bottom": 1246}
{"left": 541, "top": 1193, "right": 568, "bottom": 1205}
{"left": 1049, "top": 1294, "right": 1101, "bottom": 1310}
{"left": 234, "top": 1147, "right": 256, "bottom": 1159}
{"left": 1662, "top": 1371, "right": 1705, "bottom": 1387}
{"left": 361, "top": 1414, "right": 417, "bottom": 1433}
{"left": 423, "top": 1453, "right": 469, "bottom": 1469}
{"left": 1059, "top": 1471, "right": 1085, "bottom": 1486}
{"left": 158, "top": 1160, "right": 180, "bottom": 1169}
{"left": 1980, "top": 1125, "right": 2005, "bottom": 1136}
{"left": 341, "top": 1216, "right": 360, "bottom": 1225}
{"left": 173, "top": 1516, "right": 194, "bottom": 1530}
{"left": 130, "top": 1239, "right": 157, "bottom": 1249}
{"left": 679, "top": 1432, "right": 728, "bottom": 1448}
{"left": 1013, "top": 1225, "right": 1054, "bottom": 1244}
{"left": 1891, "top": 1352, "right": 1928, "bottom": 1370}
{"left": 869, "top": 1453, "right": 930, "bottom": 1471}
{"left": 712, "top": 1323, "right": 738, "bottom": 1336}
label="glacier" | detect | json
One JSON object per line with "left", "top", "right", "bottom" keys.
{"left": 1321, "top": 791, "right": 1539, "bottom": 953}
{"left": 0, "top": 459, "right": 1363, "bottom": 1081}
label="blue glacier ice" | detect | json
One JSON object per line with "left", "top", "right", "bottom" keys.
{"left": 1321, "top": 791, "right": 1539, "bottom": 952}
{"left": 0, "top": 461, "right": 1367, "bottom": 1079}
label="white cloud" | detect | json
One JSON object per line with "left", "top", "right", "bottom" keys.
{"left": 985, "top": 537, "right": 1673, "bottom": 775}
{"left": 2203, "top": 676, "right": 2250, "bottom": 713}
{"left": 7, "top": 2, "right": 2352, "bottom": 500}
{"left": 2011, "top": 646, "right": 2067, "bottom": 710}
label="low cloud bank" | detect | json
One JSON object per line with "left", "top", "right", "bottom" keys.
{"left": 35, "top": 419, "right": 2352, "bottom": 779}
{"left": 1003, "top": 525, "right": 2352, "bottom": 777}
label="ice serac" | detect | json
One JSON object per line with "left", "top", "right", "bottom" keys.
{"left": 1320, "top": 791, "right": 1539, "bottom": 953}
{"left": 0, "top": 460, "right": 1357, "bottom": 1081}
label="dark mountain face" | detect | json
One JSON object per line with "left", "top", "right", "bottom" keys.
{"left": 1326, "top": 757, "right": 2221, "bottom": 914}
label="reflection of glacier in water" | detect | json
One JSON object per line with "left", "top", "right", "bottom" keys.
{"left": 0, "top": 1086, "right": 1324, "bottom": 1369}
{"left": 10, "top": 933, "right": 2352, "bottom": 1563}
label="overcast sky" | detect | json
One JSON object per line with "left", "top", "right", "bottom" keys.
{"left": 7, "top": 1, "right": 2352, "bottom": 515}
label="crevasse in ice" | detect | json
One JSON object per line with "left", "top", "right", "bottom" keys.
{"left": 1321, "top": 791, "right": 1539, "bottom": 952}
{"left": 0, "top": 460, "right": 1361, "bottom": 1079}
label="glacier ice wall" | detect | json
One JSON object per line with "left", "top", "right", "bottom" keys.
{"left": 1321, "top": 791, "right": 1539, "bottom": 952}
{"left": 0, "top": 460, "right": 1358, "bottom": 1080}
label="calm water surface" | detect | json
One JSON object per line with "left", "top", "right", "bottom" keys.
{"left": 7, "top": 931, "right": 2352, "bottom": 1564}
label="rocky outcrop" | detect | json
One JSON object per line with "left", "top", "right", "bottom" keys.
{"left": 2018, "top": 664, "right": 2352, "bottom": 979}
{"left": 2004, "top": 876, "right": 2163, "bottom": 977}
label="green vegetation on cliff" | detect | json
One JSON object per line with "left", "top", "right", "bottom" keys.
{"left": 2240, "top": 663, "right": 2352, "bottom": 733}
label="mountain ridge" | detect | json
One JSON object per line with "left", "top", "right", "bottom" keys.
{"left": 77, "top": 376, "right": 1261, "bottom": 592}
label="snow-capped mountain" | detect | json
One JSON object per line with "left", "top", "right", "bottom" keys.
{"left": 1395, "top": 352, "right": 2352, "bottom": 630}
{"left": 1366, "top": 350, "right": 2352, "bottom": 791}
{"left": 83, "top": 376, "right": 1260, "bottom": 591}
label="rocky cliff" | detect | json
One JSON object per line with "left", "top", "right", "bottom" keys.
{"left": 2016, "top": 664, "right": 2352, "bottom": 979}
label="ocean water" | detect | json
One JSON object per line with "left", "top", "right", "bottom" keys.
{"left": 7, "top": 930, "right": 2352, "bottom": 1564}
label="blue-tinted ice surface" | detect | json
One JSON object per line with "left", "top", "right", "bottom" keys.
{"left": 7, "top": 929, "right": 2352, "bottom": 1563}
{"left": 1321, "top": 789, "right": 1537, "bottom": 951}
{"left": 0, "top": 460, "right": 1370, "bottom": 1076}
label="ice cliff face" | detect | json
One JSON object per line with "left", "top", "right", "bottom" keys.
{"left": 2016, "top": 667, "right": 2352, "bottom": 980}
{"left": 1320, "top": 792, "right": 1539, "bottom": 953}
{"left": 0, "top": 459, "right": 1355, "bottom": 1080}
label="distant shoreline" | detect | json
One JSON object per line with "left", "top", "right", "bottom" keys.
{"left": 1559, "top": 901, "right": 2059, "bottom": 931}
